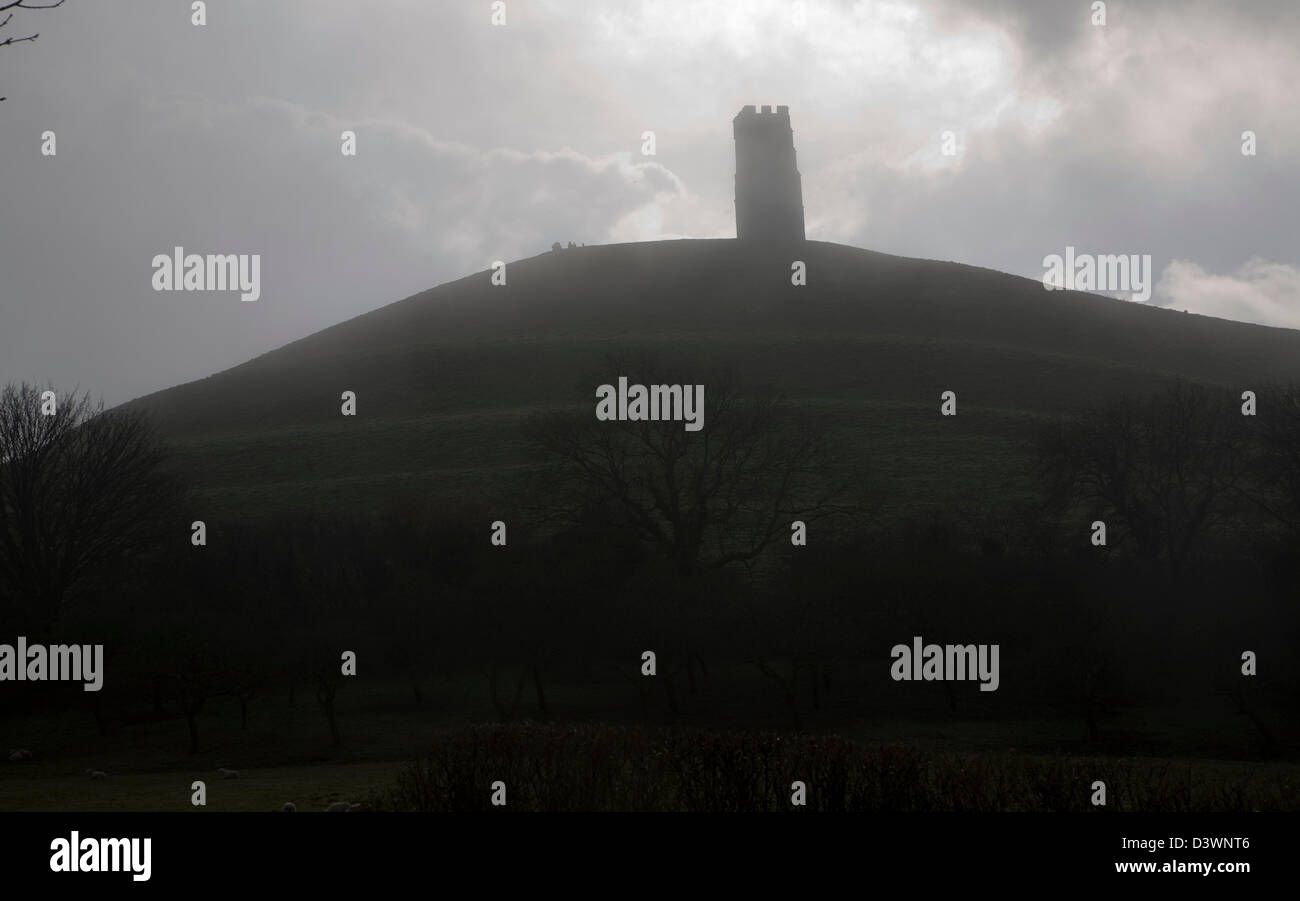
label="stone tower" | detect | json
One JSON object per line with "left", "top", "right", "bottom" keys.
{"left": 733, "top": 105, "right": 805, "bottom": 241}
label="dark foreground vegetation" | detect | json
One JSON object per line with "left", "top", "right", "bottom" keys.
{"left": 375, "top": 723, "right": 1299, "bottom": 812}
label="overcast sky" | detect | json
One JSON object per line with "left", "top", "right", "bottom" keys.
{"left": 1, "top": 0, "right": 1296, "bottom": 406}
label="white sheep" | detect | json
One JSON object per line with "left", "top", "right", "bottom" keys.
{"left": 85, "top": 769, "right": 107, "bottom": 780}
{"left": 8, "top": 748, "right": 32, "bottom": 762}
{"left": 281, "top": 801, "right": 297, "bottom": 812}
{"left": 217, "top": 767, "right": 240, "bottom": 779}
{"left": 325, "top": 801, "right": 359, "bottom": 812}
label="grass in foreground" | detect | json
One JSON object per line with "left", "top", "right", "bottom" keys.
{"left": 374, "top": 723, "right": 1300, "bottom": 813}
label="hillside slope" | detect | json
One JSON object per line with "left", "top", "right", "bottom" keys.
{"left": 127, "top": 239, "right": 1300, "bottom": 519}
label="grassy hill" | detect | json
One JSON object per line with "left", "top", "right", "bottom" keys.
{"left": 10, "top": 238, "right": 1297, "bottom": 811}
{"left": 127, "top": 239, "right": 1300, "bottom": 520}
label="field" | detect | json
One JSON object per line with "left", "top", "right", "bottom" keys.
{"left": 5, "top": 666, "right": 1299, "bottom": 811}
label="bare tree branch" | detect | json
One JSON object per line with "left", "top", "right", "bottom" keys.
{"left": 0, "top": 0, "right": 66, "bottom": 101}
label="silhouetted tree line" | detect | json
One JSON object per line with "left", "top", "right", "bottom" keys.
{"left": 2, "top": 377, "right": 1299, "bottom": 756}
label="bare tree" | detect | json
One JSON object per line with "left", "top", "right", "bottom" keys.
{"left": 313, "top": 663, "right": 343, "bottom": 747}
{"left": 173, "top": 664, "right": 228, "bottom": 756}
{"left": 0, "top": 0, "right": 66, "bottom": 101}
{"left": 0, "top": 382, "right": 180, "bottom": 632}
{"left": 527, "top": 352, "right": 856, "bottom": 709}
{"left": 1036, "top": 381, "right": 1250, "bottom": 566}
{"left": 530, "top": 354, "right": 849, "bottom": 581}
